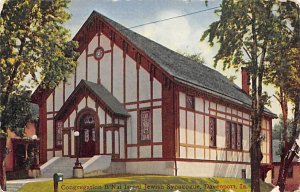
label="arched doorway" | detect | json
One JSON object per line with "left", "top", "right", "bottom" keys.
{"left": 77, "top": 111, "right": 98, "bottom": 157}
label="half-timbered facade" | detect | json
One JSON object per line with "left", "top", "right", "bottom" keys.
{"left": 32, "top": 11, "right": 276, "bottom": 179}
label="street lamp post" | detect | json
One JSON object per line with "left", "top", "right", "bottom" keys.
{"left": 73, "top": 131, "right": 83, "bottom": 178}
{"left": 73, "top": 131, "right": 81, "bottom": 167}
{"left": 31, "top": 135, "right": 38, "bottom": 168}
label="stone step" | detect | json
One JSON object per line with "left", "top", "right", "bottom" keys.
{"left": 40, "top": 157, "right": 91, "bottom": 178}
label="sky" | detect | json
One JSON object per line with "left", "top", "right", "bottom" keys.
{"left": 0, "top": 0, "right": 294, "bottom": 124}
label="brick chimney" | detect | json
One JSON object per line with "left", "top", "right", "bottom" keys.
{"left": 241, "top": 67, "right": 250, "bottom": 95}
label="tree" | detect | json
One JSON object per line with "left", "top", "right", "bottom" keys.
{"left": 263, "top": 2, "right": 300, "bottom": 191}
{"left": 201, "top": 1, "right": 295, "bottom": 191}
{"left": 0, "top": 0, "right": 77, "bottom": 190}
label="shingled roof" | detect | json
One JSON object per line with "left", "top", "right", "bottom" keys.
{"left": 85, "top": 11, "right": 275, "bottom": 116}
{"left": 83, "top": 80, "right": 130, "bottom": 117}
{"left": 93, "top": 12, "right": 248, "bottom": 101}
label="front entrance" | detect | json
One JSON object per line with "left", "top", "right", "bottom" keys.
{"left": 79, "top": 114, "right": 96, "bottom": 157}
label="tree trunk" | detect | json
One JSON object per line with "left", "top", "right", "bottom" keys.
{"left": 0, "top": 137, "right": 7, "bottom": 191}
{"left": 277, "top": 96, "right": 300, "bottom": 192}
{"left": 250, "top": 130, "right": 262, "bottom": 192}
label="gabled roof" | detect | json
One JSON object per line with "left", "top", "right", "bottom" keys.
{"left": 55, "top": 80, "right": 129, "bottom": 121}
{"left": 91, "top": 11, "right": 250, "bottom": 105}
{"left": 87, "top": 11, "right": 275, "bottom": 117}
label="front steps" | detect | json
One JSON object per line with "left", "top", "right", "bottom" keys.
{"left": 40, "top": 157, "right": 90, "bottom": 178}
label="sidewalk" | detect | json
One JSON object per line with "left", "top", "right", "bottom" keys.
{"left": 7, "top": 178, "right": 52, "bottom": 184}
{"left": 5, "top": 178, "right": 52, "bottom": 192}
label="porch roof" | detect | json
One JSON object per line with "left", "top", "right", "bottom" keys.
{"left": 55, "top": 80, "right": 130, "bottom": 121}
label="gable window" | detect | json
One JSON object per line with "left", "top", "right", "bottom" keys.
{"left": 140, "top": 110, "right": 151, "bottom": 141}
{"left": 209, "top": 117, "right": 216, "bottom": 147}
{"left": 55, "top": 121, "right": 63, "bottom": 148}
{"left": 186, "top": 95, "right": 195, "bottom": 109}
{"left": 287, "top": 166, "right": 293, "bottom": 178}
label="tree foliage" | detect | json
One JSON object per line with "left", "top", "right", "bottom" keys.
{"left": 272, "top": 115, "right": 296, "bottom": 142}
{"left": 0, "top": 1, "right": 77, "bottom": 189}
{"left": 0, "top": 0, "right": 78, "bottom": 129}
{"left": 1, "top": 90, "right": 37, "bottom": 137}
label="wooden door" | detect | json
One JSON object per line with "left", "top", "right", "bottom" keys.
{"left": 80, "top": 114, "right": 96, "bottom": 157}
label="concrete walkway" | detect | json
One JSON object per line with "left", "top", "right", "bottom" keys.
{"left": 7, "top": 177, "right": 52, "bottom": 184}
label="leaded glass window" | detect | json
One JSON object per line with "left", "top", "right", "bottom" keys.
{"left": 140, "top": 110, "right": 151, "bottom": 141}
{"left": 56, "top": 121, "right": 63, "bottom": 147}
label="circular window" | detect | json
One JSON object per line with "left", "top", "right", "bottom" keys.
{"left": 94, "top": 46, "right": 105, "bottom": 60}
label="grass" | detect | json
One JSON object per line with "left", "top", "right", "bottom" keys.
{"left": 18, "top": 175, "right": 274, "bottom": 192}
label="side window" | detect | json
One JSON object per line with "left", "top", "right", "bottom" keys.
{"left": 209, "top": 117, "right": 217, "bottom": 147}
{"left": 226, "top": 121, "right": 232, "bottom": 148}
{"left": 237, "top": 124, "right": 243, "bottom": 150}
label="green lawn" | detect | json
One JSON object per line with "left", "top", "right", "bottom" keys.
{"left": 18, "top": 175, "right": 273, "bottom": 192}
